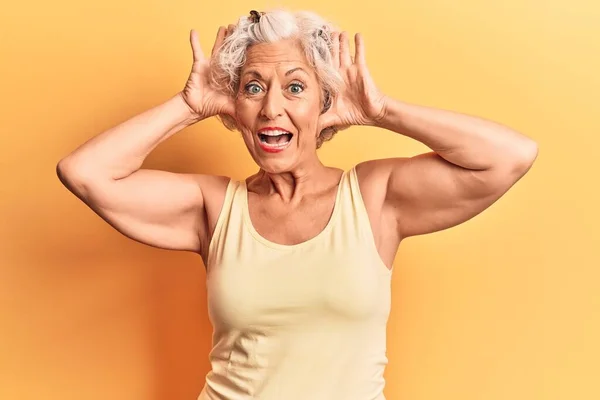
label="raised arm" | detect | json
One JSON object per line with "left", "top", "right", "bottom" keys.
{"left": 56, "top": 27, "right": 235, "bottom": 255}
{"left": 360, "top": 97, "right": 538, "bottom": 239}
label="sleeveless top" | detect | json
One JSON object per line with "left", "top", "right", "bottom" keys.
{"left": 198, "top": 166, "right": 393, "bottom": 400}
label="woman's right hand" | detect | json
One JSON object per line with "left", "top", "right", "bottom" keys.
{"left": 181, "top": 27, "right": 235, "bottom": 121}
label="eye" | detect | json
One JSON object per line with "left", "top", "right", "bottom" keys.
{"left": 244, "top": 83, "right": 263, "bottom": 95}
{"left": 289, "top": 82, "right": 305, "bottom": 94}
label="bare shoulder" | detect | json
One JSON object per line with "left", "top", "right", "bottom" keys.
{"left": 194, "top": 173, "right": 232, "bottom": 261}
{"left": 355, "top": 158, "right": 407, "bottom": 206}
{"left": 195, "top": 173, "right": 231, "bottom": 198}
{"left": 195, "top": 173, "right": 231, "bottom": 224}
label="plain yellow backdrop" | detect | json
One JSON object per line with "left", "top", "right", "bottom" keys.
{"left": 1, "top": 0, "right": 598, "bottom": 399}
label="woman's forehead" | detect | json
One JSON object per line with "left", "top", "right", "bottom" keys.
{"left": 243, "top": 39, "right": 312, "bottom": 73}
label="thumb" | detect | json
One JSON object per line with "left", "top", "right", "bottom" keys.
{"left": 189, "top": 29, "right": 205, "bottom": 63}
{"left": 221, "top": 96, "right": 236, "bottom": 118}
{"left": 318, "top": 108, "right": 338, "bottom": 132}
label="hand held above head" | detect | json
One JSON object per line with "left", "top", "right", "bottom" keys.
{"left": 317, "top": 31, "right": 388, "bottom": 133}
{"left": 180, "top": 27, "right": 236, "bottom": 122}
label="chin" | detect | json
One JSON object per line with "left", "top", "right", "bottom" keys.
{"left": 254, "top": 156, "right": 296, "bottom": 174}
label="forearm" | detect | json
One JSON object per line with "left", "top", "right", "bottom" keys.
{"left": 58, "top": 92, "right": 201, "bottom": 180}
{"left": 374, "top": 96, "right": 538, "bottom": 171}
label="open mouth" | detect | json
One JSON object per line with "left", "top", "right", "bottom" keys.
{"left": 257, "top": 131, "right": 294, "bottom": 151}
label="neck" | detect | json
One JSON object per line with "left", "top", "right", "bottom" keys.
{"left": 252, "top": 160, "right": 333, "bottom": 203}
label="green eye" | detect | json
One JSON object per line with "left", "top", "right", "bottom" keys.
{"left": 244, "top": 82, "right": 304, "bottom": 95}
{"left": 289, "top": 83, "right": 304, "bottom": 94}
{"left": 245, "top": 83, "right": 262, "bottom": 94}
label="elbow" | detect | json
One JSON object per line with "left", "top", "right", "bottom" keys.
{"left": 56, "top": 159, "right": 73, "bottom": 186}
{"left": 57, "top": 156, "right": 104, "bottom": 181}
{"left": 56, "top": 159, "right": 80, "bottom": 193}
{"left": 56, "top": 158, "right": 97, "bottom": 196}
{"left": 56, "top": 158, "right": 81, "bottom": 184}
{"left": 489, "top": 138, "right": 539, "bottom": 180}
{"left": 513, "top": 138, "right": 539, "bottom": 174}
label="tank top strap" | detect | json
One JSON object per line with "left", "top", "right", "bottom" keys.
{"left": 339, "top": 165, "right": 375, "bottom": 234}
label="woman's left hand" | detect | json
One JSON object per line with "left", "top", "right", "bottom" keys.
{"left": 318, "top": 32, "right": 388, "bottom": 130}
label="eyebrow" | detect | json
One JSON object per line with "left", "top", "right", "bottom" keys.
{"left": 243, "top": 67, "right": 308, "bottom": 80}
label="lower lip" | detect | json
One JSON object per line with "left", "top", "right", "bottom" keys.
{"left": 257, "top": 137, "right": 293, "bottom": 153}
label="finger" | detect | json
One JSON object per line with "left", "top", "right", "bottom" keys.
{"left": 331, "top": 31, "right": 340, "bottom": 68}
{"left": 211, "top": 26, "right": 226, "bottom": 57}
{"left": 227, "top": 24, "right": 236, "bottom": 36}
{"left": 340, "top": 31, "right": 352, "bottom": 67}
{"left": 190, "top": 29, "right": 205, "bottom": 63}
{"left": 355, "top": 33, "right": 365, "bottom": 66}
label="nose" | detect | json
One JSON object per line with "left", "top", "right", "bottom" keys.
{"left": 260, "top": 86, "right": 284, "bottom": 120}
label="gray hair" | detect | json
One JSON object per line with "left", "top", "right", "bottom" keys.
{"left": 210, "top": 8, "right": 345, "bottom": 149}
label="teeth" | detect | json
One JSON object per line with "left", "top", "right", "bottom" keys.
{"left": 258, "top": 130, "right": 291, "bottom": 136}
{"left": 262, "top": 141, "right": 291, "bottom": 149}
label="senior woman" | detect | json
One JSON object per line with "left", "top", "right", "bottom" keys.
{"left": 57, "top": 8, "right": 538, "bottom": 400}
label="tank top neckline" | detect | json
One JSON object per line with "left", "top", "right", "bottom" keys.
{"left": 241, "top": 168, "right": 349, "bottom": 250}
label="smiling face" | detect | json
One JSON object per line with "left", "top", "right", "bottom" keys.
{"left": 234, "top": 38, "right": 324, "bottom": 173}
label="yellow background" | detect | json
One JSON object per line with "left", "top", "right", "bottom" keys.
{"left": 1, "top": 0, "right": 598, "bottom": 399}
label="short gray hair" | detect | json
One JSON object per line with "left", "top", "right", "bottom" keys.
{"left": 210, "top": 8, "right": 345, "bottom": 149}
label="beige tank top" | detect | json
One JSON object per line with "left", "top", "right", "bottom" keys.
{"left": 198, "top": 166, "right": 393, "bottom": 400}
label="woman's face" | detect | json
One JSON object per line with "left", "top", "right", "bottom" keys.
{"left": 234, "top": 38, "right": 323, "bottom": 173}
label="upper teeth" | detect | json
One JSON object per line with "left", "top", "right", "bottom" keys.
{"left": 259, "top": 130, "right": 291, "bottom": 136}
